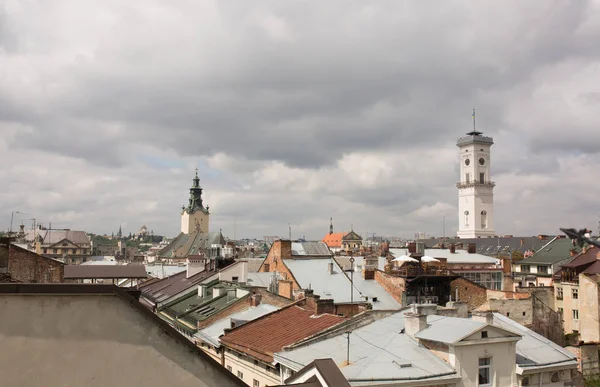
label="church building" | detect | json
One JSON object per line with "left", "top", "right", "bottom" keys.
{"left": 322, "top": 218, "right": 363, "bottom": 253}
{"left": 158, "top": 171, "right": 225, "bottom": 261}
{"left": 456, "top": 130, "right": 496, "bottom": 238}
{"left": 181, "top": 169, "right": 210, "bottom": 234}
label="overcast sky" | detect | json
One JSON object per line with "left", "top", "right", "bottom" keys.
{"left": 2, "top": 1, "right": 600, "bottom": 240}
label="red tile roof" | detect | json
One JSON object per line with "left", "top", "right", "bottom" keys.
{"left": 322, "top": 233, "right": 344, "bottom": 248}
{"left": 220, "top": 303, "right": 345, "bottom": 363}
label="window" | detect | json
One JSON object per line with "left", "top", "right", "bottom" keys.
{"left": 478, "top": 358, "right": 492, "bottom": 386}
{"left": 466, "top": 173, "right": 470, "bottom": 183}
{"left": 481, "top": 331, "right": 488, "bottom": 338}
{"left": 558, "top": 307, "right": 563, "bottom": 314}
{"left": 226, "top": 366, "right": 232, "bottom": 372}
{"left": 573, "top": 309, "right": 579, "bottom": 320}
{"left": 480, "top": 173, "right": 485, "bottom": 183}
{"left": 522, "top": 376, "right": 530, "bottom": 386}
{"left": 253, "top": 380, "right": 260, "bottom": 387}
{"left": 572, "top": 288, "right": 578, "bottom": 299}
{"left": 537, "top": 265, "right": 548, "bottom": 274}
{"left": 556, "top": 287, "right": 563, "bottom": 300}
{"left": 43, "top": 249, "right": 47, "bottom": 254}
{"left": 237, "top": 371, "right": 243, "bottom": 379}
{"left": 521, "top": 265, "right": 530, "bottom": 273}
{"left": 481, "top": 210, "right": 487, "bottom": 229}
{"left": 232, "top": 276, "right": 239, "bottom": 283}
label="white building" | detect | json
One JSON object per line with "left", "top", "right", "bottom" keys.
{"left": 275, "top": 305, "right": 578, "bottom": 386}
{"left": 457, "top": 130, "right": 495, "bottom": 238}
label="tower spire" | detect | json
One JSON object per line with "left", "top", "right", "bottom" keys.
{"left": 329, "top": 217, "right": 333, "bottom": 235}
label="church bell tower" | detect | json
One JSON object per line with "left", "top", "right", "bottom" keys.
{"left": 456, "top": 127, "right": 495, "bottom": 239}
{"left": 181, "top": 169, "right": 210, "bottom": 234}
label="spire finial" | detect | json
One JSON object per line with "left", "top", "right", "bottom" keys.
{"left": 195, "top": 167, "right": 199, "bottom": 177}
{"left": 329, "top": 217, "right": 333, "bottom": 235}
{"left": 472, "top": 108, "right": 476, "bottom": 132}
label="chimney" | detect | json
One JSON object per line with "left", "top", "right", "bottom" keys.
{"left": 327, "top": 262, "right": 334, "bottom": 274}
{"left": 362, "top": 268, "right": 375, "bottom": 280}
{"left": 446, "top": 301, "right": 468, "bottom": 318}
{"left": 570, "top": 249, "right": 577, "bottom": 257}
{"left": 404, "top": 313, "right": 428, "bottom": 337}
{"left": 413, "top": 303, "right": 438, "bottom": 316}
{"left": 449, "top": 244, "right": 456, "bottom": 254}
{"left": 186, "top": 254, "right": 206, "bottom": 278}
{"left": 35, "top": 241, "right": 42, "bottom": 255}
{"left": 249, "top": 294, "right": 262, "bottom": 307}
{"left": 467, "top": 243, "right": 476, "bottom": 254}
{"left": 279, "top": 239, "right": 292, "bottom": 259}
{"left": 472, "top": 310, "right": 494, "bottom": 325}
{"left": 408, "top": 243, "right": 417, "bottom": 254}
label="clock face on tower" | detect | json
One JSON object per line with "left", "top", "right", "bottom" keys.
{"left": 465, "top": 159, "right": 470, "bottom": 166}
{"left": 479, "top": 158, "right": 485, "bottom": 166}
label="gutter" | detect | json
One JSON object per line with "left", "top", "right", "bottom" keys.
{"left": 349, "top": 371, "right": 460, "bottom": 382}
{"left": 518, "top": 359, "right": 578, "bottom": 374}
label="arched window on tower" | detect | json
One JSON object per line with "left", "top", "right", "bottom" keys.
{"left": 464, "top": 211, "right": 469, "bottom": 227}
{"left": 481, "top": 210, "right": 487, "bottom": 229}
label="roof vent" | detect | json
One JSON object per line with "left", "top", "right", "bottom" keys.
{"left": 393, "top": 361, "right": 412, "bottom": 368}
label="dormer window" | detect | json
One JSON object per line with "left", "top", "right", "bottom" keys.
{"left": 481, "top": 330, "right": 488, "bottom": 338}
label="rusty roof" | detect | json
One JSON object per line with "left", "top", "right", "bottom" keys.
{"left": 220, "top": 303, "right": 345, "bottom": 363}
{"left": 138, "top": 267, "right": 218, "bottom": 303}
{"left": 63, "top": 265, "right": 148, "bottom": 279}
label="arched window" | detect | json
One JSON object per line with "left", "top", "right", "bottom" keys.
{"left": 464, "top": 211, "right": 470, "bottom": 227}
{"left": 481, "top": 210, "right": 487, "bottom": 229}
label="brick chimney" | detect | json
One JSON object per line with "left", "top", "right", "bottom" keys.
{"left": 449, "top": 244, "right": 456, "bottom": 254}
{"left": 249, "top": 293, "right": 262, "bottom": 307}
{"left": 408, "top": 243, "right": 417, "bottom": 254}
{"left": 404, "top": 313, "right": 428, "bottom": 338}
{"left": 279, "top": 239, "right": 292, "bottom": 259}
{"left": 362, "top": 268, "right": 375, "bottom": 280}
{"left": 467, "top": 243, "right": 476, "bottom": 254}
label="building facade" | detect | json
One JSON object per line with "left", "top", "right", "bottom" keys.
{"left": 456, "top": 130, "right": 495, "bottom": 239}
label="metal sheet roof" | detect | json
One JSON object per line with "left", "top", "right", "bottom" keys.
{"left": 491, "top": 313, "right": 577, "bottom": 369}
{"left": 275, "top": 312, "right": 458, "bottom": 384}
{"left": 291, "top": 242, "right": 332, "bottom": 257}
{"left": 195, "top": 303, "right": 280, "bottom": 347}
{"left": 415, "top": 315, "right": 487, "bottom": 344}
{"left": 283, "top": 259, "right": 400, "bottom": 310}
{"left": 517, "top": 238, "right": 581, "bottom": 265}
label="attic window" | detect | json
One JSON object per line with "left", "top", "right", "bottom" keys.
{"left": 481, "top": 331, "right": 488, "bottom": 338}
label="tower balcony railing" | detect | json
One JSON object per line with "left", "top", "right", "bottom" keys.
{"left": 456, "top": 181, "right": 496, "bottom": 189}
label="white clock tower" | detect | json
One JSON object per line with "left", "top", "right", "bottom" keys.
{"left": 456, "top": 129, "right": 495, "bottom": 238}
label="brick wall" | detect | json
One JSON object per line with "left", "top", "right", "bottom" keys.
{"left": 374, "top": 270, "right": 406, "bottom": 305}
{"left": 259, "top": 240, "right": 299, "bottom": 291}
{"left": 7, "top": 245, "right": 66, "bottom": 283}
{"left": 451, "top": 277, "right": 487, "bottom": 310}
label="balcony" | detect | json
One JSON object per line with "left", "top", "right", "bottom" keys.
{"left": 456, "top": 181, "right": 496, "bottom": 189}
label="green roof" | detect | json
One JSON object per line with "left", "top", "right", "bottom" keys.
{"left": 518, "top": 238, "right": 581, "bottom": 265}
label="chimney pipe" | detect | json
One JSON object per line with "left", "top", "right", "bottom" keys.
{"left": 404, "top": 313, "right": 428, "bottom": 337}
{"left": 249, "top": 294, "right": 262, "bottom": 307}
{"left": 472, "top": 310, "right": 494, "bottom": 325}
{"left": 328, "top": 262, "right": 334, "bottom": 274}
{"left": 449, "top": 244, "right": 456, "bottom": 254}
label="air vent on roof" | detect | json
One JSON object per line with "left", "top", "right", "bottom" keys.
{"left": 393, "top": 361, "right": 412, "bottom": 369}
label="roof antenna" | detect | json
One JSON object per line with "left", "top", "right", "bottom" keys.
{"left": 343, "top": 331, "right": 352, "bottom": 366}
